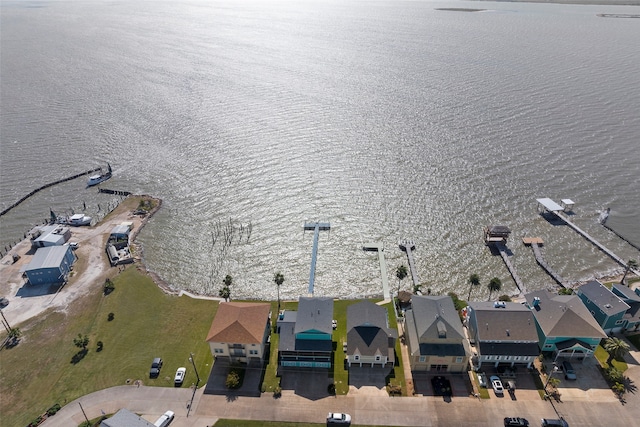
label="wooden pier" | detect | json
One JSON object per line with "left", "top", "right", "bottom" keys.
{"left": 537, "top": 198, "right": 640, "bottom": 277}
{"left": 484, "top": 225, "right": 525, "bottom": 294}
{"left": 363, "top": 242, "right": 391, "bottom": 301}
{"left": 398, "top": 240, "right": 420, "bottom": 288}
{"left": 303, "top": 222, "right": 330, "bottom": 296}
{"left": 523, "top": 237, "right": 566, "bottom": 288}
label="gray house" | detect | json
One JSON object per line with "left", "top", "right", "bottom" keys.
{"left": 612, "top": 284, "right": 640, "bottom": 332}
{"left": 405, "top": 295, "right": 470, "bottom": 372}
{"left": 278, "top": 297, "right": 333, "bottom": 368}
{"left": 22, "top": 245, "right": 76, "bottom": 285}
{"left": 30, "top": 225, "right": 71, "bottom": 249}
{"left": 466, "top": 301, "right": 539, "bottom": 369}
{"left": 100, "top": 408, "right": 155, "bottom": 427}
{"left": 577, "top": 280, "right": 629, "bottom": 333}
{"left": 346, "top": 300, "right": 397, "bottom": 368}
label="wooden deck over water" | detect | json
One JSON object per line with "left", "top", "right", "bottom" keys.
{"left": 523, "top": 237, "right": 566, "bottom": 288}
{"left": 399, "top": 240, "right": 420, "bottom": 288}
{"left": 363, "top": 242, "right": 391, "bottom": 301}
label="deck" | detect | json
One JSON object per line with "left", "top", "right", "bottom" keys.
{"left": 495, "top": 243, "right": 526, "bottom": 295}
{"left": 523, "top": 237, "right": 566, "bottom": 288}
{"left": 399, "top": 240, "right": 420, "bottom": 288}
{"left": 363, "top": 242, "right": 391, "bottom": 301}
{"left": 303, "top": 222, "right": 330, "bottom": 295}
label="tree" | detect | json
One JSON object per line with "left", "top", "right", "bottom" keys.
{"left": 7, "top": 327, "right": 21, "bottom": 347}
{"left": 467, "top": 274, "right": 480, "bottom": 301}
{"left": 487, "top": 277, "right": 502, "bottom": 301}
{"left": 622, "top": 259, "right": 638, "bottom": 286}
{"left": 274, "top": 272, "right": 284, "bottom": 311}
{"left": 223, "top": 274, "right": 233, "bottom": 288}
{"left": 219, "top": 275, "right": 233, "bottom": 301}
{"left": 603, "top": 336, "right": 630, "bottom": 366}
{"left": 73, "top": 334, "right": 89, "bottom": 350}
{"left": 396, "top": 265, "right": 408, "bottom": 295}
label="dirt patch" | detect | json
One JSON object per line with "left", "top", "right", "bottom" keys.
{"left": 0, "top": 195, "right": 161, "bottom": 328}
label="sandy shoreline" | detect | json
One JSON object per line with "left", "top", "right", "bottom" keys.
{"left": 472, "top": 0, "right": 640, "bottom": 6}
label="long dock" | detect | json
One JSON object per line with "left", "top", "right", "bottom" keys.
{"left": 363, "top": 242, "right": 391, "bottom": 300}
{"left": 496, "top": 243, "right": 526, "bottom": 294}
{"left": 398, "top": 240, "right": 419, "bottom": 287}
{"left": 303, "top": 222, "right": 330, "bottom": 296}
{"left": 523, "top": 237, "right": 566, "bottom": 288}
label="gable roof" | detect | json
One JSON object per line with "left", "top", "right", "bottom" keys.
{"left": 24, "top": 245, "right": 72, "bottom": 271}
{"left": 347, "top": 301, "right": 396, "bottom": 357}
{"left": 525, "top": 290, "right": 606, "bottom": 339}
{"left": 294, "top": 297, "right": 333, "bottom": 335}
{"left": 409, "top": 296, "right": 465, "bottom": 341}
{"left": 100, "top": 408, "right": 155, "bottom": 427}
{"left": 612, "top": 284, "right": 640, "bottom": 303}
{"left": 578, "top": 280, "right": 629, "bottom": 315}
{"left": 206, "top": 302, "right": 270, "bottom": 344}
{"left": 468, "top": 301, "right": 538, "bottom": 342}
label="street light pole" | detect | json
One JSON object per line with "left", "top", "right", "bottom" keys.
{"left": 544, "top": 364, "right": 559, "bottom": 391}
{"left": 186, "top": 352, "right": 201, "bottom": 418}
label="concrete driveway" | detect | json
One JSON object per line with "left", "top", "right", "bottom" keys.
{"left": 347, "top": 365, "right": 391, "bottom": 396}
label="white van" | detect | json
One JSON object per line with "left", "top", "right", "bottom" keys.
{"left": 154, "top": 410, "right": 174, "bottom": 427}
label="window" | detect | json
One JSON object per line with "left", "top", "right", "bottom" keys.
{"left": 615, "top": 319, "right": 623, "bottom": 325}
{"left": 249, "top": 350, "right": 258, "bottom": 355}
{"left": 375, "top": 355, "right": 381, "bottom": 361}
{"left": 455, "top": 357, "right": 463, "bottom": 363}
{"left": 214, "top": 348, "right": 224, "bottom": 354}
{"left": 419, "top": 356, "right": 426, "bottom": 363}
{"left": 354, "top": 355, "right": 360, "bottom": 361}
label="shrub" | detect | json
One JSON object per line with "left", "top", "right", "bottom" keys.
{"left": 107, "top": 312, "right": 115, "bottom": 321}
{"left": 226, "top": 370, "right": 241, "bottom": 389}
{"left": 498, "top": 294, "right": 512, "bottom": 302}
{"left": 46, "top": 403, "right": 61, "bottom": 416}
{"left": 104, "top": 279, "right": 115, "bottom": 295}
{"left": 273, "top": 386, "right": 282, "bottom": 398}
{"left": 97, "top": 341, "right": 104, "bottom": 352}
{"left": 327, "top": 383, "right": 336, "bottom": 395}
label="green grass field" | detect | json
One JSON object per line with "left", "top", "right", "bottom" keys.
{"left": 0, "top": 266, "right": 217, "bottom": 427}
{"left": 213, "top": 419, "right": 404, "bottom": 427}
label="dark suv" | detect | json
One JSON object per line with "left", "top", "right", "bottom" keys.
{"left": 504, "top": 417, "right": 529, "bottom": 426}
{"left": 150, "top": 357, "right": 163, "bottom": 378}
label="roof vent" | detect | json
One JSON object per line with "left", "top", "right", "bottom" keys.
{"left": 506, "top": 329, "right": 510, "bottom": 336}
{"left": 533, "top": 297, "right": 540, "bottom": 307}
{"left": 604, "top": 304, "right": 612, "bottom": 309}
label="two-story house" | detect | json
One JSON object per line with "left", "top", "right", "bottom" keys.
{"left": 577, "top": 280, "right": 630, "bottom": 333}
{"left": 405, "top": 295, "right": 471, "bottom": 372}
{"left": 278, "top": 297, "right": 333, "bottom": 368}
{"left": 525, "top": 290, "right": 606, "bottom": 361}
{"left": 206, "top": 302, "right": 271, "bottom": 363}
{"left": 346, "top": 300, "right": 397, "bottom": 368}
{"left": 466, "top": 301, "right": 539, "bottom": 369}
{"left": 612, "top": 284, "right": 640, "bottom": 332}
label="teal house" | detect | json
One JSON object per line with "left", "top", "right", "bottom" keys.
{"left": 577, "top": 280, "right": 629, "bottom": 334}
{"left": 278, "top": 297, "right": 333, "bottom": 368}
{"left": 525, "top": 290, "right": 606, "bottom": 361}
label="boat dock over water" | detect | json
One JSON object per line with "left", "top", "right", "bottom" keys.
{"left": 303, "top": 221, "right": 330, "bottom": 296}
{"left": 484, "top": 225, "right": 525, "bottom": 294}
{"left": 363, "top": 242, "right": 391, "bottom": 301}
{"left": 537, "top": 197, "right": 640, "bottom": 276}
{"left": 399, "top": 240, "right": 420, "bottom": 288}
{"left": 522, "top": 237, "right": 566, "bottom": 288}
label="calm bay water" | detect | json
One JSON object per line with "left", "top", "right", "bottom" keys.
{"left": 1, "top": 0, "right": 639, "bottom": 301}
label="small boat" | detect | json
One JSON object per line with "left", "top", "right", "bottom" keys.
{"left": 87, "top": 163, "right": 112, "bottom": 187}
{"left": 67, "top": 213, "right": 92, "bottom": 226}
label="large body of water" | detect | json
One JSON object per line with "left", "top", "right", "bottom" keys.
{"left": 1, "top": 0, "right": 639, "bottom": 301}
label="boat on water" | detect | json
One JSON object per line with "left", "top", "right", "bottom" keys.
{"left": 67, "top": 213, "right": 92, "bottom": 226}
{"left": 87, "top": 163, "right": 112, "bottom": 187}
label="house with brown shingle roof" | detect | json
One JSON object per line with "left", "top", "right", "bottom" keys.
{"left": 206, "top": 302, "right": 271, "bottom": 363}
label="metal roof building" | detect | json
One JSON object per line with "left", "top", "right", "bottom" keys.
{"left": 21, "top": 245, "right": 76, "bottom": 285}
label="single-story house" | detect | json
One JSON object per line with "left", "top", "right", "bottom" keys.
{"left": 525, "top": 290, "right": 607, "bottom": 360}
{"left": 278, "top": 297, "right": 333, "bottom": 368}
{"left": 466, "top": 301, "right": 539, "bottom": 369}
{"left": 21, "top": 245, "right": 76, "bottom": 285}
{"left": 206, "top": 302, "right": 271, "bottom": 363}
{"left": 100, "top": 408, "right": 155, "bottom": 427}
{"left": 109, "top": 223, "right": 131, "bottom": 242}
{"left": 346, "top": 300, "right": 397, "bottom": 368}
{"left": 30, "top": 225, "right": 71, "bottom": 249}
{"left": 577, "top": 280, "right": 630, "bottom": 333}
{"left": 406, "top": 295, "right": 471, "bottom": 372}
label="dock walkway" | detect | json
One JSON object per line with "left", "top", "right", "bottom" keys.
{"left": 398, "top": 240, "right": 419, "bottom": 288}
{"left": 496, "top": 243, "right": 525, "bottom": 295}
{"left": 523, "top": 238, "right": 566, "bottom": 288}
{"left": 303, "top": 222, "right": 330, "bottom": 296}
{"left": 363, "top": 242, "right": 391, "bottom": 301}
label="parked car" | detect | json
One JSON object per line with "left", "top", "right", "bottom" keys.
{"left": 149, "top": 357, "right": 163, "bottom": 378}
{"left": 490, "top": 375, "right": 504, "bottom": 395}
{"left": 504, "top": 417, "right": 529, "bottom": 426}
{"left": 154, "top": 410, "right": 174, "bottom": 427}
{"left": 477, "top": 372, "right": 488, "bottom": 388}
{"left": 541, "top": 418, "right": 569, "bottom": 427}
{"left": 327, "top": 412, "right": 351, "bottom": 425}
{"left": 174, "top": 367, "right": 186, "bottom": 385}
{"left": 562, "top": 361, "right": 577, "bottom": 380}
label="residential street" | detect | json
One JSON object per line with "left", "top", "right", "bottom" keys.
{"left": 42, "top": 334, "right": 640, "bottom": 427}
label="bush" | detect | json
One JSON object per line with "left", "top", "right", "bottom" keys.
{"left": 46, "top": 403, "right": 61, "bottom": 416}
{"left": 97, "top": 341, "right": 104, "bottom": 352}
{"left": 104, "top": 279, "right": 115, "bottom": 295}
{"left": 273, "top": 386, "right": 282, "bottom": 398}
{"left": 226, "top": 370, "right": 241, "bottom": 389}
{"left": 498, "top": 294, "right": 512, "bottom": 302}
{"left": 107, "top": 312, "right": 115, "bottom": 321}
{"left": 327, "top": 383, "right": 336, "bottom": 395}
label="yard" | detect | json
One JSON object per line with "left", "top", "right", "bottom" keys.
{"left": 0, "top": 266, "right": 217, "bottom": 427}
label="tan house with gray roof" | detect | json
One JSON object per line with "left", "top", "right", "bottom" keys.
{"left": 206, "top": 302, "right": 271, "bottom": 363}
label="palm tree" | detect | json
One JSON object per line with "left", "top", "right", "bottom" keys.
{"left": 621, "top": 259, "right": 638, "bottom": 286}
{"left": 487, "top": 277, "right": 502, "bottom": 301}
{"left": 219, "top": 274, "right": 233, "bottom": 302}
{"left": 603, "top": 336, "right": 631, "bottom": 366}
{"left": 274, "top": 272, "right": 284, "bottom": 311}
{"left": 467, "top": 274, "right": 480, "bottom": 301}
{"left": 223, "top": 274, "right": 233, "bottom": 288}
{"left": 396, "top": 265, "right": 408, "bottom": 296}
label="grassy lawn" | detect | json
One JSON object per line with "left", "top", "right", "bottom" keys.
{"left": 382, "top": 301, "right": 407, "bottom": 395}
{"left": 214, "top": 420, "right": 404, "bottom": 427}
{"left": 594, "top": 345, "right": 628, "bottom": 371}
{"left": 0, "top": 266, "right": 217, "bottom": 427}
{"left": 471, "top": 372, "right": 490, "bottom": 399}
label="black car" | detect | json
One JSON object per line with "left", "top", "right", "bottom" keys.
{"left": 149, "top": 357, "right": 163, "bottom": 378}
{"left": 504, "top": 417, "right": 529, "bottom": 426}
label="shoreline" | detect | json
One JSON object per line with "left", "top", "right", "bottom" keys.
{"left": 472, "top": 0, "right": 640, "bottom": 5}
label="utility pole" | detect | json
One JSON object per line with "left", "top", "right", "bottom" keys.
{"left": 78, "top": 402, "right": 90, "bottom": 425}
{"left": 186, "top": 352, "right": 201, "bottom": 417}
